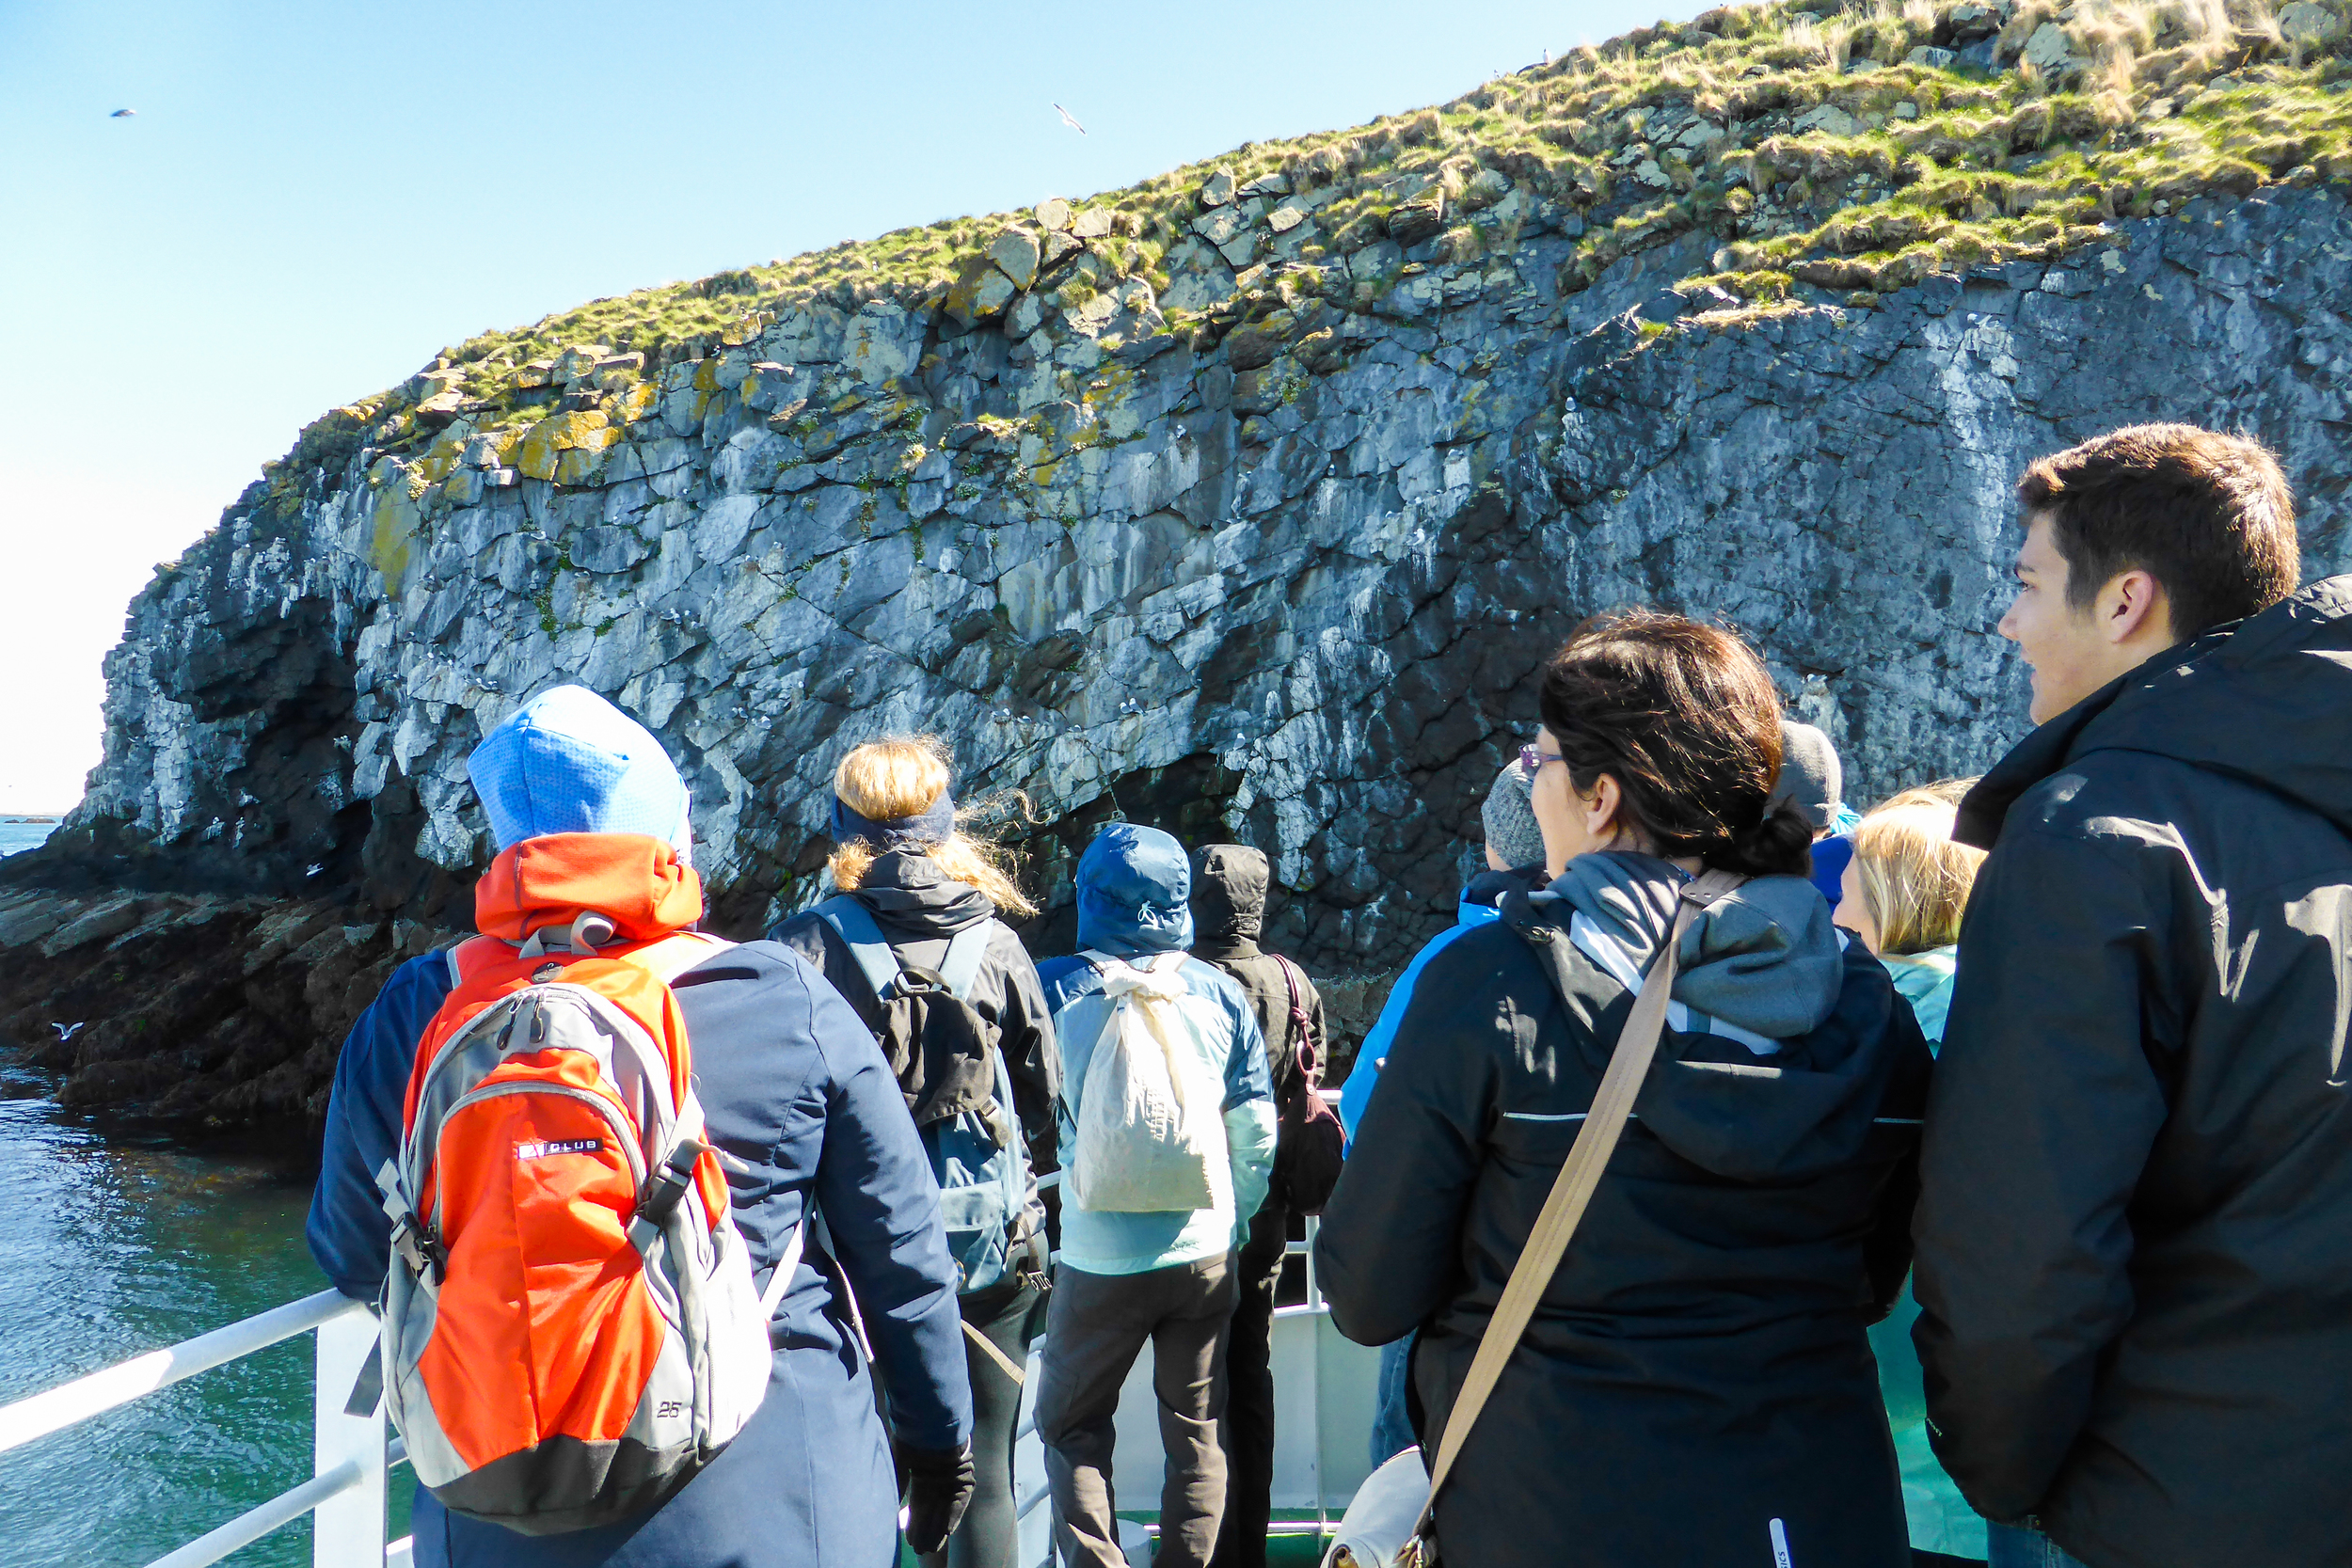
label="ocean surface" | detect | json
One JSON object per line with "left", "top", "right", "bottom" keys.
{"left": 1, "top": 817, "right": 61, "bottom": 858}
{"left": 0, "top": 816, "right": 415, "bottom": 1565}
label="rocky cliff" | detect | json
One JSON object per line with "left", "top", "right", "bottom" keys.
{"left": 13, "top": 0, "right": 2352, "bottom": 1126}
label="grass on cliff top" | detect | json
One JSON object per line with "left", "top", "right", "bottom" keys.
{"left": 263, "top": 0, "right": 2352, "bottom": 489}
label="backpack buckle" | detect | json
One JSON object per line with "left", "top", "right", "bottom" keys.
{"left": 389, "top": 1212, "right": 449, "bottom": 1286}
{"left": 629, "top": 1135, "right": 709, "bottom": 1244}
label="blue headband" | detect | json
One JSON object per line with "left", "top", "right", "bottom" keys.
{"left": 831, "top": 790, "right": 957, "bottom": 851}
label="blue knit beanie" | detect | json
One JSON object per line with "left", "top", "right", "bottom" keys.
{"left": 468, "top": 685, "right": 692, "bottom": 863}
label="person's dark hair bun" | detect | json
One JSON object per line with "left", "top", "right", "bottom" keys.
{"left": 1708, "top": 797, "right": 1816, "bottom": 879}
{"left": 1537, "top": 610, "right": 1819, "bottom": 882}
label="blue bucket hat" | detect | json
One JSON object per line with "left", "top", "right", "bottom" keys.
{"left": 467, "top": 685, "right": 692, "bottom": 863}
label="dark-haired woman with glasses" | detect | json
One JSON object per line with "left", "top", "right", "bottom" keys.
{"left": 1317, "top": 610, "right": 1931, "bottom": 1568}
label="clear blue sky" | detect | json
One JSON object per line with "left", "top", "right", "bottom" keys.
{"left": 0, "top": 0, "right": 1698, "bottom": 813}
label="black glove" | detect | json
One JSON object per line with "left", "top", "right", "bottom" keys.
{"left": 898, "top": 1440, "right": 976, "bottom": 1557}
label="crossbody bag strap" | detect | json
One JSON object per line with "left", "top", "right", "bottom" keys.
{"left": 1272, "top": 954, "right": 1319, "bottom": 1084}
{"left": 1399, "top": 866, "right": 1747, "bottom": 1563}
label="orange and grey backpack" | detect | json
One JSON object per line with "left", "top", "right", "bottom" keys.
{"left": 372, "top": 914, "right": 783, "bottom": 1535}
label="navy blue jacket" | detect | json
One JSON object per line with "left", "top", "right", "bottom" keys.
{"left": 308, "top": 940, "right": 971, "bottom": 1568}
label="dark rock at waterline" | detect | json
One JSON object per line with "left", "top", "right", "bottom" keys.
{"left": 18, "top": 184, "right": 2352, "bottom": 1128}
{"left": 0, "top": 884, "right": 461, "bottom": 1127}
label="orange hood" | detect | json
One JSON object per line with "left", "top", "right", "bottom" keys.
{"left": 473, "top": 833, "right": 704, "bottom": 943}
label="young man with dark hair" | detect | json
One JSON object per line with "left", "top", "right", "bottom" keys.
{"left": 1913, "top": 423, "right": 2352, "bottom": 1568}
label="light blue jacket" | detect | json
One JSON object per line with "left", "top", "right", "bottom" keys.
{"left": 1038, "top": 824, "right": 1276, "bottom": 1275}
{"left": 1867, "top": 941, "right": 1979, "bottom": 1560}
{"left": 1881, "top": 946, "right": 1959, "bottom": 1045}
{"left": 1338, "top": 892, "right": 1502, "bottom": 1145}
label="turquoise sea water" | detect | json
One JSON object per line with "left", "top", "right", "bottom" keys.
{"left": 1, "top": 817, "right": 62, "bottom": 857}
{"left": 0, "top": 812, "right": 413, "bottom": 1565}
{"left": 0, "top": 1083, "right": 336, "bottom": 1567}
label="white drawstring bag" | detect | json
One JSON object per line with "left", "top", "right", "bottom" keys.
{"left": 1322, "top": 1448, "right": 1428, "bottom": 1568}
{"left": 1068, "top": 952, "right": 1222, "bottom": 1212}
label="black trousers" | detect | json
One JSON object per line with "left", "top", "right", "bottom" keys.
{"left": 922, "top": 1274, "right": 1047, "bottom": 1568}
{"left": 1209, "top": 1200, "right": 1289, "bottom": 1568}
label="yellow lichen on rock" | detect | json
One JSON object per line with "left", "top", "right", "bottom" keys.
{"left": 945, "top": 255, "right": 1015, "bottom": 325}
{"left": 516, "top": 410, "right": 615, "bottom": 483}
{"left": 415, "top": 434, "right": 468, "bottom": 483}
{"left": 613, "top": 381, "right": 660, "bottom": 423}
{"left": 367, "top": 483, "right": 419, "bottom": 588}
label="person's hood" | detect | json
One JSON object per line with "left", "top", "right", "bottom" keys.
{"left": 1191, "top": 844, "right": 1268, "bottom": 960}
{"left": 1503, "top": 850, "right": 1905, "bottom": 1181}
{"left": 468, "top": 684, "right": 693, "bottom": 863}
{"left": 473, "top": 832, "right": 703, "bottom": 943}
{"left": 850, "top": 848, "right": 994, "bottom": 939}
{"left": 1961, "top": 576, "right": 2352, "bottom": 848}
{"left": 1535, "top": 851, "right": 1845, "bottom": 1037}
{"left": 1462, "top": 864, "right": 1548, "bottom": 918}
{"left": 1076, "top": 823, "right": 1195, "bottom": 958}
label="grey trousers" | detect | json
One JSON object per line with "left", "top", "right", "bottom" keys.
{"left": 1036, "top": 1255, "right": 1237, "bottom": 1568}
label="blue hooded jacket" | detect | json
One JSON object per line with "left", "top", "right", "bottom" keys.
{"left": 1339, "top": 867, "right": 1544, "bottom": 1143}
{"left": 1038, "top": 824, "right": 1276, "bottom": 1275}
{"left": 306, "top": 688, "right": 968, "bottom": 1567}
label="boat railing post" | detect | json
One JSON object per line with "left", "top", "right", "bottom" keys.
{"left": 310, "top": 1300, "right": 387, "bottom": 1568}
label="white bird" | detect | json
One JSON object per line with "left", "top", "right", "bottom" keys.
{"left": 52, "top": 1022, "right": 85, "bottom": 1041}
{"left": 306, "top": 863, "right": 325, "bottom": 878}
{"left": 1053, "top": 103, "right": 1087, "bottom": 135}
{"left": 110, "top": 108, "right": 135, "bottom": 119}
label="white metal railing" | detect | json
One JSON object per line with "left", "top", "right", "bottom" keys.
{"left": 0, "top": 1288, "right": 409, "bottom": 1568}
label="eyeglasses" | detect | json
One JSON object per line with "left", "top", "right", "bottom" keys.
{"left": 1518, "top": 743, "right": 1564, "bottom": 774}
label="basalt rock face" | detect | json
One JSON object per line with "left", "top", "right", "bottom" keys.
{"left": 16, "top": 180, "right": 2352, "bottom": 1122}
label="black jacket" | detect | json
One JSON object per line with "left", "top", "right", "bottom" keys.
{"left": 1915, "top": 577, "right": 2352, "bottom": 1568}
{"left": 1190, "top": 844, "right": 1328, "bottom": 1135}
{"left": 1316, "top": 853, "right": 1930, "bottom": 1568}
{"left": 769, "top": 850, "right": 1059, "bottom": 1177}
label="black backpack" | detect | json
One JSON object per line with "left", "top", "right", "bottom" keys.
{"left": 814, "top": 896, "right": 1038, "bottom": 1293}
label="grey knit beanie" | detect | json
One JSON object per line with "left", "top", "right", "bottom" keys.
{"left": 1770, "top": 721, "right": 1844, "bottom": 831}
{"left": 1481, "top": 760, "right": 1547, "bottom": 871}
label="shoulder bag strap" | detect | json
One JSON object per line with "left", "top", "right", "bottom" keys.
{"left": 1399, "top": 867, "right": 1747, "bottom": 1562}
{"left": 1272, "top": 954, "right": 1319, "bottom": 1084}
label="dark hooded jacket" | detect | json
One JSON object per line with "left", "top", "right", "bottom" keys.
{"left": 1315, "top": 852, "right": 1931, "bottom": 1568}
{"left": 769, "top": 848, "right": 1059, "bottom": 1179}
{"left": 1190, "top": 845, "right": 1327, "bottom": 1139}
{"left": 1915, "top": 577, "right": 2352, "bottom": 1568}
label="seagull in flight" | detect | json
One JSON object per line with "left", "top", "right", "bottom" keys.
{"left": 1053, "top": 103, "right": 1086, "bottom": 135}
{"left": 110, "top": 108, "right": 135, "bottom": 119}
{"left": 52, "top": 1022, "right": 85, "bottom": 1041}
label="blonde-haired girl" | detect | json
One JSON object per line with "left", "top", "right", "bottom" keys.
{"left": 1836, "top": 781, "right": 1988, "bottom": 1563}
{"left": 767, "top": 734, "right": 1057, "bottom": 1568}
{"left": 1835, "top": 784, "right": 1986, "bottom": 1043}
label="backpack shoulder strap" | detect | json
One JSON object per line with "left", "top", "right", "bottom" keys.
{"left": 938, "top": 922, "right": 993, "bottom": 1001}
{"left": 619, "top": 929, "right": 735, "bottom": 984}
{"left": 815, "top": 895, "right": 905, "bottom": 1003}
{"left": 444, "top": 935, "right": 509, "bottom": 990}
